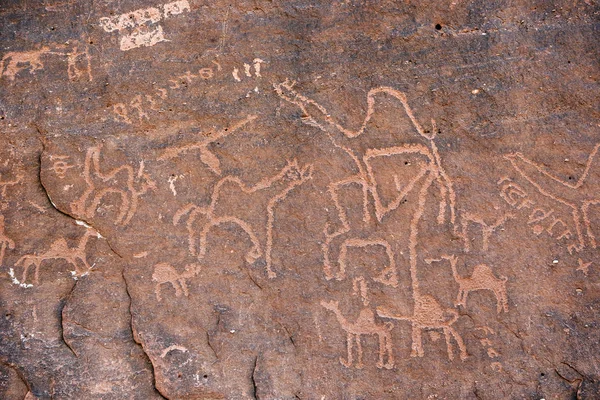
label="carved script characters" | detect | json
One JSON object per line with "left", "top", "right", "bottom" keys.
{"left": 70, "top": 146, "right": 156, "bottom": 226}
{"left": 99, "top": 0, "right": 190, "bottom": 51}
{"left": 505, "top": 143, "right": 600, "bottom": 252}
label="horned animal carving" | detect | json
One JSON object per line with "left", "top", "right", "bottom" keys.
{"left": 15, "top": 228, "right": 98, "bottom": 284}
{"left": 152, "top": 263, "right": 201, "bottom": 301}
{"left": 321, "top": 300, "right": 394, "bottom": 369}
{"left": 71, "top": 145, "right": 156, "bottom": 226}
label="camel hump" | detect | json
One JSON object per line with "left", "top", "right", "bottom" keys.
{"left": 472, "top": 264, "right": 495, "bottom": 278}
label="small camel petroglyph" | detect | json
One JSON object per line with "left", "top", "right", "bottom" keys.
{"left": 152, "top": 263, "right": 200, "bottom": 301}
{"left": 15, "top": 228, "right": 99, "bottom": 284}
{"left": 174, "top": 159, "right": 313, "bottom": 278}
{"left": 427, "top": 255, "right": 508, "bottom": 313}
{"left": 0, "top": 215, "right": 15, "bottom": 266}
{"left": 505, "top": 143, "right": 600, "bottom": 252}
{"left": 71, "top": 145, "right": 156, "bottom": 226}
{"left": 321, "top": 300, "right": 394, "bottom": 369}
{"left": 377, "top": 294, "right": 467, "bottom": 361}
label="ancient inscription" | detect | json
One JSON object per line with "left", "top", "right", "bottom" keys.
{"left": 99, "top": 0, "right": 190, "bottom": 51}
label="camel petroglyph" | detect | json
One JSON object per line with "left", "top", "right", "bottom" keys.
{"left": 71, "top": 145, "right": 156, "bottom": 226}
{"left": 174, "top": 159, "right": 313, "bottom": 278}
{"left": 152, "top": 263, "right": 201, "bottom": 301}
{"left": 15, "top": 228, "right": 99, "bottom": 284}
{"left": 321, "top": 300, "right": 394, "bottom": 369}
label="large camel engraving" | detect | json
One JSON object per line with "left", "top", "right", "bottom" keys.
{"left": 15, "top": 228, "right": 98, "bottom": 284}
{"left": 174, "top": 159, "right": 313, "bottom": 278}
{"left": 321, "top": 300, "right": 394, "bottom": 369}
{"left": 274, "top": 80, "right": 457, "bottom": 280}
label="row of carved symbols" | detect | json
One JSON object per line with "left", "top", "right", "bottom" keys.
{"left": 112, "top": 57, "right": 266, "bottom": 124}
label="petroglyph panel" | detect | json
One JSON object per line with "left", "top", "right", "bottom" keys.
{"left": 1, "top": 1, "right": 599, "bottom": 399}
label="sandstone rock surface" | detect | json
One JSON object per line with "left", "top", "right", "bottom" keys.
{"left": 1, "top": 1, "right": 599, "bottom": 398}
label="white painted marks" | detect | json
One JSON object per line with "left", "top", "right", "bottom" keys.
{"left": 99, "top": 0, "right": 191, "bottom": 51}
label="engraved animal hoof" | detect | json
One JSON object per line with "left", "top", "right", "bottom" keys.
{"left": 377, "top": 362, "right": 394, "bottom": 370}
{"left": 245, "top": 251, "right": 260, "bottom": 264}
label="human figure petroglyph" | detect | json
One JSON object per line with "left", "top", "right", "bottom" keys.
{"left": 377, "top": 294, "right": 467, "bottom": 361}
{"left": 159, "top": 115, "right": 257, "bottom": 175}
{"left": 0, "top": 215, "right": 15, "bottom": 266}
{"left": 70, "top": 145, "right": 157, "bottom": 226}
{"left": 427, "top": 255, "right": 508, "bottom": 313}
{"left": 460, "top": 212, "right": 514, "bottom": 252}
{"left": 576, "top": 258, "right": 592, "bottom": 276}
{"left": 1, "top": 43, "right": 91, "bottom": 82}
{"left": 321, "top": 300, "right": 394, "bottom": 369}
{"left": 505, "top": 143, "right": 600, "bottom": 252}
{"left": 174, "top": 159, "right": 313, "bottom": 278}
{"left": 152, "top": 263, "right": 200, "bottom": 301}
{"left": 15, "top": 228, "right": 99, "bottom": 284}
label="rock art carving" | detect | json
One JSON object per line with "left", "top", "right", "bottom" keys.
{"left": 158, "top": 114, "right": 257, "bottom": 175}
{"left": 274, "top": 79, "right": 456, "bottom": 281}
{"left": 0, "top": 214, "right": 15, "bottom": 266}
{"left": 460, "top": 212, "right": 514, "bottom": 252}
{"left": 70, "top": 145, "right": 157, "bottom": 226}
{"left": 377, "top": 293, "right": 467, "bottom": 361}
{"left": 174, "top": 159, "right": 313, "bottom": 278}
{"left": 0, "top": 172, "right": 22, "bottom": 197}
{"left": 232, "top": 58, "right": 264, "bottom": 82}
{"left": 1, "top": 47, "right": 51, "bottom": 80}
{"left": 15, "top": 227, "right": 99, "bottom": 284}
{"left": 505, "top": 143, "right": 600, "bottom": 252}
{"left": 427, "top": 255, "right": 509, "bottom": 313}
{"left": 498, "top": 177, "right": 576, "bottom": 248}
{"left": 99, "top": 0, "right": 190, "bottom": 51}
{"left": 276, "top": 80, "right": 469, "bottom": 362}
{"left": 1, "top": 42, "right": 92, "bottom": 82}
{"left": 49, "top": 155, "right": 75, "bottom": 178}
{"left": 152, "top": 263, "right": 201, "bottom": 301}
{"left": 321, "top": 300, "right": 394, "bottom": 369}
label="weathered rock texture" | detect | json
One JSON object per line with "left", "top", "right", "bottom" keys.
{"left": 1, "top": 0, "right": 599, "bottom": 398}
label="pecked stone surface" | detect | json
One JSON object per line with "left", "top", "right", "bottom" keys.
{"left": 1, "top": 0, "right": 599, "bottom": 399}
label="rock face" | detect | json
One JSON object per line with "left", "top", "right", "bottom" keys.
{"left": 1, "top": 1, "right": 599, "bottom": 399}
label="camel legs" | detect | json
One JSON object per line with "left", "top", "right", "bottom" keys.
{"left": 355, "top": 334, "right": 364, "bottom": 369}
{"left": 340, "top": 332, "right": 354, "bottom": 368}
{"left": 178, "top": 278, "right": 189, "bottom": 297}
{"left": 411, "top": 324, "right": 424, "bottom": 358}
{"left": 155, "top": 284, "right": 163, "bottom": 302}
{"left": 444, "top": 326, "right": 468, "bottom": 361}
{"left": 376, "top": 331, "right": 394, "bottom": 369}
{"left": 582, "top": 200, "right": 599, "bottom": 249}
